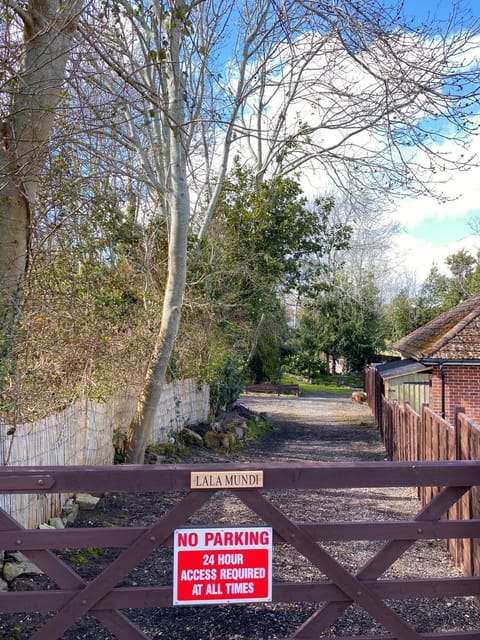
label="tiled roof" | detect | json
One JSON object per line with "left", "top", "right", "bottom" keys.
{"left": 393, "top": 293, "right": 480, "bottom": 361}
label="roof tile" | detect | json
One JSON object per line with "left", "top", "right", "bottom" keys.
{"left": 393, "top": 293, "right": 480, "bottom": 360}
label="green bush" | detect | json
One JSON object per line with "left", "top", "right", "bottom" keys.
{"left": 282, "top": 352, "right": 328, "bottom": 379}
{"left": 208, "top": 355, "right": 245, "bottom": 414}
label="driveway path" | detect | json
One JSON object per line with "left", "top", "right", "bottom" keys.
{"left": 2, "top": 391, "right": 479, "bottom": 639}
{"left": 233, "top": 391, "right": 480, "bottom": 637}
{"left": 237, "top": 391, "right": 384, "bottom": 462}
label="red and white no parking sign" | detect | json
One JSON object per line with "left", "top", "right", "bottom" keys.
{"left": 173, "top": 526, "right": 273, "bottom": 605}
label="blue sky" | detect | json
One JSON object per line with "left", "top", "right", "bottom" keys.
{"left": 388, "top": 0, "right": 480, "bottom": 282}
{"left": 402, "top": 0, "right": 476, "bottom": 23}
{"left": 408, "top": 215, "right": 473, "bottom": 244}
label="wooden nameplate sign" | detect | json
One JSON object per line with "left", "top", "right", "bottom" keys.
{"left": 190, "top": 470, "right": 264, "bottom": 489}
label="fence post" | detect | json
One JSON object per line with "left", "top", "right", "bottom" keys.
{"left": 454, "top": 406, "right": 465, "bottom": 461}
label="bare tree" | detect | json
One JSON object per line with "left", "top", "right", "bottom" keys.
{"left": 69, "top": 0, "right": 480, "bottom": 461}
{"left": 75, "top": 0, "right": 209, "bottom": 461}
{"left": 238, "top": 1, "right": 480, "bottom": 197}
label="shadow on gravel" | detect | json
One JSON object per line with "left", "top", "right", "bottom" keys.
{"left": 1, "top": 392, "right": 479, "bottom": 639}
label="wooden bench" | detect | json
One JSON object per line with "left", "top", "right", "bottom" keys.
{"left": 244, "top": 383, "right": 300, "bottom": 396}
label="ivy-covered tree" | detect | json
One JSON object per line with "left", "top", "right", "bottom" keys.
{"left": 0, "top": 1, "right": 83, "bottom": 317}
{"left": 3, "top": 136, "right": 155, "bottom": 422}
{"left": 191, "top": 165, "right": 350, "bottom": 383}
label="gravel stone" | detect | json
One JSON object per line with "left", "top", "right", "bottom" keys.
{"left": 0, "top": 391, "right": 479, "bottom": 639}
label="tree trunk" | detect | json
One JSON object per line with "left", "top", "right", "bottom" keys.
{"left": 0, "top": 0, "right": 82, "bottom": 318}
{"left": 126, "top": 3, "right": 190, "bottom": 464}
{"left": 0, "top": 173, "right": 29, "bottom": 322}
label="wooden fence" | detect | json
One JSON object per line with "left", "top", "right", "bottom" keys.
{"left": 364, "top": 365, "right": 480, "bottom": 584}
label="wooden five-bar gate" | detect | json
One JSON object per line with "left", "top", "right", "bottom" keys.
{"left": 0, "top": 461, "right": 479, "bottom": 639}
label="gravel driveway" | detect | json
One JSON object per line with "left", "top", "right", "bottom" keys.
{"left": 1, "top": 392, "right": 479, "bottom": 639}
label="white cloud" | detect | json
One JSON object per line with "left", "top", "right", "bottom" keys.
{"left": 216, "top": 19, "right": 480, "bottom": 287}
{"left": 392, "top": 135, "right": 480, "bottom": 230}
{"left": 391, "top": 230, "right": 479, "bottom": 283}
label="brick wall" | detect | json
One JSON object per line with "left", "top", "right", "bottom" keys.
{"left": 430, "top": 364, "right": 480, "bottom": 423}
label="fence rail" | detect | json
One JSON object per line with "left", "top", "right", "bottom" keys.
{"left": 0, "top": 461, "right": 479, "bottom": 640}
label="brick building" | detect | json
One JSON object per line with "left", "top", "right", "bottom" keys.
{"left": 393, "top": 293, "right": 480, "bottom": 424}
